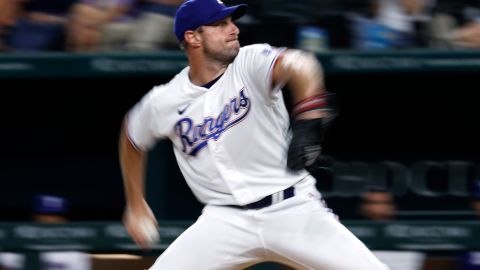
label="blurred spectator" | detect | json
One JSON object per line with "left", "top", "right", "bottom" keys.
{"left": 0, "top": 0, "right": 23, "bottom": 51}
{"left": 3, "top": 0, "right": 77, "bottom": 52}
{"left": 32, "top": 194, "right": 69, "bottom": 223}
{"left": 359, "top": 187, "right": 397, "bottom": 221}
{"left": 67, "top": 0, "right": 182, "bottom": 52}
{"left": 359, "top": 188, "right": 426, "bottom": 270}
{"left": 428, "top": 0, "right": 480, "bottom": 49}
{"left": 376, "top": 0, "right": 435, "bottom": 43}
{"left": 451, "top": 21, "right": 480, "bottom": 48}
{"left": 296, "top": 26, "right": 330, "bottom": 53}
{"left": 67, "top": 0, "right": 138, "bottom": 52}
{"left": 0, "top": 253, "right": 25, "bottom": 270}
{"left": 39, "top": 252, "right": 91, "bottom": 270}
{"left": 459, "top": 252, "right": 480, "bottom": 270}
{"left": 456, "top": 174, "right": 480, "bottom": 269}
{"left": 350, "top": 0, "right": 435, "bottom": 49}
{"left": 471, "top": 177, "right": 480, "bottom": 217}
{"left": 126, "top": 0, "right": 183, "bottom": 51}
{"left": 32, "top": 194, "right": 92, "bottom": 270}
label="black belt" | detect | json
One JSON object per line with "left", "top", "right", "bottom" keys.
{"left": 227, "top": 186, "right": 295, "bottom": 210}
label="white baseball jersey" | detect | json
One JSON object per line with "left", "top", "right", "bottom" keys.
{"left": 127, "top": 43, "right": 311, "bottom": 206}
{"left": 128, "top": 43, "right": 390, "bottom": 270}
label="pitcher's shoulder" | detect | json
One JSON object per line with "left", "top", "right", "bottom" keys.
{"left": 239, "top": 43, "right": 277, "bottom": 56}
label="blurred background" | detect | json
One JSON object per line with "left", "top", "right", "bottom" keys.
{"left": 1, "top": 0, "right": 480, "bottom": 269}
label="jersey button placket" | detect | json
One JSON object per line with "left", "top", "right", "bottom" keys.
{"left": 203, "top": 89, "right": 252, "bottom": 205}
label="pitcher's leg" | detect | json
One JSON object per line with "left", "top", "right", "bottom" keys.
{"left": 263, "top": 198, "right": 389, "bottom": 270}
{"left": 149, "top": 206, "right": 266, "bottom": 270}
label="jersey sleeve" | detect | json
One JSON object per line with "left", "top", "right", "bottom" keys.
{"left": 126, "top": 86, "right": 167, "bottom": 151}
{"left": 239, "top": 43, "right": 286, "bottom": 100}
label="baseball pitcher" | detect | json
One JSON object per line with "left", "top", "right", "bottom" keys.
{"left": 120, "top": 0, "right": 390, "bottom": 269}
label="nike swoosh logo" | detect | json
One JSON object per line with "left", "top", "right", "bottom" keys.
{"left": 177, "top": 103, "right": 191, "bottom": 115}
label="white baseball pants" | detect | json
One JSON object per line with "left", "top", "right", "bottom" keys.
{"left": 149, "top": 181, "right": 390, "bottom": 270}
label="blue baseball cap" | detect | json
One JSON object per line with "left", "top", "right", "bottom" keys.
{"left": 33, "top": 194, "right": 68, "bottom": 214}
{"left": 174, "top": 0, "right": 247, "bottom": 42}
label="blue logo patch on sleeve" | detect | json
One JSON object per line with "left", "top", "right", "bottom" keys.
{"left": 261, "top": 47, "right": 272, "bottom": 57}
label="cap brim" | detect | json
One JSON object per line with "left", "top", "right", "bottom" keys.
{"left": 204, "top": 4, "right": 248, "bottom": 25}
